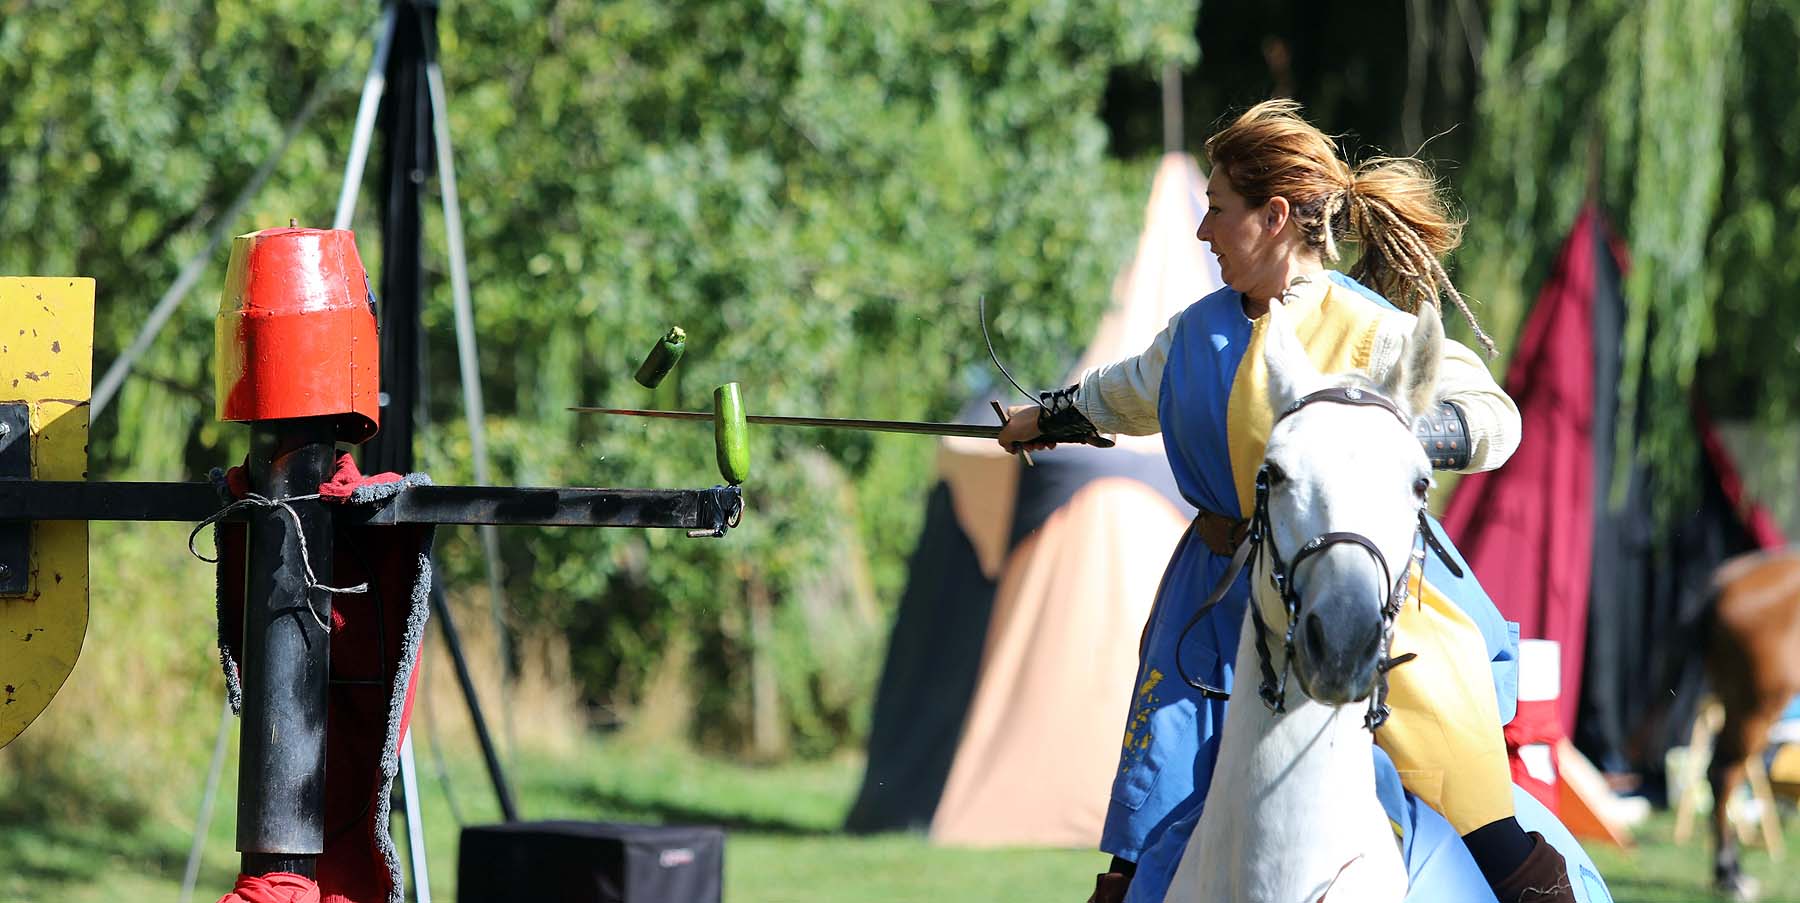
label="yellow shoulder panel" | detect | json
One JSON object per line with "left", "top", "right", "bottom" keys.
{"left": 0, "top": 277, "right": 94, "bottom": 749}
{"left": 1376, "top": 567, "right": 1517, "bottom": 833}
{"left": 1224, "top": 283, "right": 1386, "bottom": 514}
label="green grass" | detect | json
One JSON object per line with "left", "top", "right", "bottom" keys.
{"left": 375, "top": 739, "right": 1100, "bottom": 903}
{"left": 1586, "top": 812, "right": 1799, "bottom": 903}
{"left": 2, "top": 731, "right": 1797, "bottom": 902}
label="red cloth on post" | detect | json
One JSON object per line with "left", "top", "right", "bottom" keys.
{"left": 216, "top": 453, "right": 432, "bottom": 903}
{"left": 217, "top": 872, "right": 322, "bottom": 903}
{"left": 317, "top": 454, "right": 403, "bottom": 502}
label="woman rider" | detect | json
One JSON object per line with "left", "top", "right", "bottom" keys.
{"left": 998, "top": 101, "right": 1610, "bottom": 903}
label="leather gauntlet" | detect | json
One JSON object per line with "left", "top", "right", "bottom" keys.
{"left": 1087, "top": 856, "right": 1136, "bottom": 903}
{"left": 1037, "top": 385, "right": 1114, "bottom": 448}
{"left": 1416, "top": 400, "right": 1472, "bottom": 470}
{"left": 1491, "top": 832, "right": 1576, "bottom": 902}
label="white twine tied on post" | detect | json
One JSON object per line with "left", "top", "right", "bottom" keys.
{"left": 188, "top": 492, "right": 370, "bottom": 632}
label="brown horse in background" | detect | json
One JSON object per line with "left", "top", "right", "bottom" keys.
{"left": 1703, "top": 548, "right": 1800, "bottom": 897}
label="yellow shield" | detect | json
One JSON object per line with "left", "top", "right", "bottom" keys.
{"left": 1, "top": 277, "right": 93, "bottom": 749}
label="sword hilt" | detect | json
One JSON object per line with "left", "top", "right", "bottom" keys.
{"left": 991, "top": 401, "right": 1034, "bottom": 467}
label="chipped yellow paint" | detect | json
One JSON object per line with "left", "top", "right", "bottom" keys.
{"left": 0, "top": 277, "right": 93, "bottom": 749}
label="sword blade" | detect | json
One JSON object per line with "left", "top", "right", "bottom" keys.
{"left": 568, "top": 406, "right": 1004, "bottom": 440}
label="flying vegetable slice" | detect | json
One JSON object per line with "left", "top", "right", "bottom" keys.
{"left": 634, "top": 326, "right": 686, "bottom": 389}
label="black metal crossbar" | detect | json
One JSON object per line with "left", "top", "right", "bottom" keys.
{"left": 0, "top": 480, "right": 743, "bottom": 535}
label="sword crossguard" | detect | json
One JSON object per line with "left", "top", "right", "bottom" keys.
{"left": 990, "top": 400, "right": 1034, "bottom": 467}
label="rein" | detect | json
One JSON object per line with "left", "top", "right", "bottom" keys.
{"left": 1174, "top": 385, "right": 1435, "bottom": 732}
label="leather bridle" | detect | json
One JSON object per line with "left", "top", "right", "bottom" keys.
{"left": 1174, "top": 385, "right": 1457, "bottom": 731}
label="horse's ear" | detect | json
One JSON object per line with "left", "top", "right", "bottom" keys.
{"left": 1381, "top": 307, "right": 1443, "bottom": 418}
{"left": 1263, "top": 301, "right": 1317, "bottom": 413}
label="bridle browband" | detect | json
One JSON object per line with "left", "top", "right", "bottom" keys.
{"left": 1174, "top": 385, "right": 1456, "bottom": 731}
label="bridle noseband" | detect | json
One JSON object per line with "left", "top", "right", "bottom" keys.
{"left": 1175, "top": 385, "right": 1448, "bottom": 731}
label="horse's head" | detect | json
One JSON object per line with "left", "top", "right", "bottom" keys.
{"left": 1255, "top": 301, "right": 1441, "bottom": 707}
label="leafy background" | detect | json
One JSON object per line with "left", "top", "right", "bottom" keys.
{"left": 3, "top": 0, "right": 1798, "bottom": 828}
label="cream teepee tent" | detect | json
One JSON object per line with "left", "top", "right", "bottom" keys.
{"left": 849, "top": 154, "right": 1223, "bottom": 847}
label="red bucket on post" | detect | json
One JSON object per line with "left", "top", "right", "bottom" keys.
{"left": 215, "top": 227, "right": 380, "bottom": 444}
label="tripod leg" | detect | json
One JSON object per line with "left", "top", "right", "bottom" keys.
{"left": 398, "top": 729, "right": 434, "bottom": 902}
{"left": 333, "top": 4, "right": 400, "bottom": 230}
{"left": 418, "top": 11, "right": 517, "bottom": 757}
{"left": 179, "top": 697, "right": 235, "bottom": 903}
{"left": 430, "top": 576, "right": 520, "bottom": 821}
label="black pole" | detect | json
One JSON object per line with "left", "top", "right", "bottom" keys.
{"left": 366, "top": 0, "right": 517, "bottom": 822}
{"left": 366, "top": 0, "right": 434, "bottom": 477}
{"left": 237, "top": 417, "right": 338, "bottom": 876}
{"left": 430, "top": 577, "right": 520, "bottom": 821}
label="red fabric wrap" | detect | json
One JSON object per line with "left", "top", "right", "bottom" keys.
{"left": 217, "top": 872, "right": 322, "bottom": 903}
{"left": 217, "top": 452, "right": 430, "bottom": 903}
{"left": 319, "top": 454, "right": 403, "bottom": 501}
{"left": 1504, "top": 697, "right": 1563, "bottom": 815}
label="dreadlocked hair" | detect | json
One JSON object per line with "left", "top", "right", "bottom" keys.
{"left": 1205, "top": 100, "right": 1495, "bottom": 356}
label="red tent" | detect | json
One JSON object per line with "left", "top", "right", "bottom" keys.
{"left": 1441, "top": 208, "right": 1609, "bottom": 735}
{"left": 1443, "top": 207, "right": 1784, "bottom": 747}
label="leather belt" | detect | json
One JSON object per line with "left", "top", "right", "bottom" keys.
{"left": 1193, "top": 507, "right": 1249, "bottom": 557}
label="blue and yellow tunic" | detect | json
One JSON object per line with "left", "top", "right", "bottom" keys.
{"left": 1088, "top": 272, "right": 1611, "bottom": 902}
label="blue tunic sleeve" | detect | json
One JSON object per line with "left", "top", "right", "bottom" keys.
{"left": 1375, "top": 747, "right": 1614, "bottom": 903}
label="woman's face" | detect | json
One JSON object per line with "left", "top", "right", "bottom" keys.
{"left": 1197, "top": 171, "right": 1280, "bottom": 297}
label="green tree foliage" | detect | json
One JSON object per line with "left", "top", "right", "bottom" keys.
{"left": 0, "top": 2, "right": 366, "bottom": 477}
{"left": 0, "top": 1, "right": 1196, "bottom": 756}
{"left": 1703, "top": 0, "right": 1800, "bottom": 514}
{"left": 11, "top": 0, "right": 1798, "bottom": 772}
{"left": 1461, "top": 0, "right": 1798, "bottom": 516}
{"left": 434, "top": 1, "right": 1196, "bottom": 754}
{"left": 1158, "top": 0, "right": 1797, "bottom": 522}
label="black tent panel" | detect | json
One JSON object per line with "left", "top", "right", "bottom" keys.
{"left": 845, "top": 482, "right": 999, "bottom": 833}
{"left": 1009, "top": 444, "right": 1192, "bottom": 549}
{"left": 1577, "top": 217, "right": 1762, "bottom": 786}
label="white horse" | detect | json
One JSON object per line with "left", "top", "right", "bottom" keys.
{"left": 1168, "top": 301, "right": 1447, "bottom": 903}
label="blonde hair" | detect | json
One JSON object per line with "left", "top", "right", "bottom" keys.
{"left": 1204, "top": 100, "right": 1494, "bottom": 355}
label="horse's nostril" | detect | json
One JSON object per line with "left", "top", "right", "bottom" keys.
{"left": 1360, "top": 621, "right": 1384, "bottom": 664}
{"left": 1304, "top": 612, "right": 1328, "bottom": 662}
{"left": 1302, "top": 603, "right": 1382, "bottom": 671}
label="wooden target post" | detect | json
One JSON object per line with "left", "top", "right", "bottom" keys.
{"left": 0, "top": 248, "right": 743, "bottom": 893}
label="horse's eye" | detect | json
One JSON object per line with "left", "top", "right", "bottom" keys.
{"left": 1413, "top": 476, "right": 1431, "bottom": 498}
{"left": 1266, "top": 463, "right": 1288, "bottom": 486}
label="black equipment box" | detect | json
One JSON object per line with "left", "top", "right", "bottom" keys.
{"left": 458, "top": 820, "right": 724, "bottom": 903}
